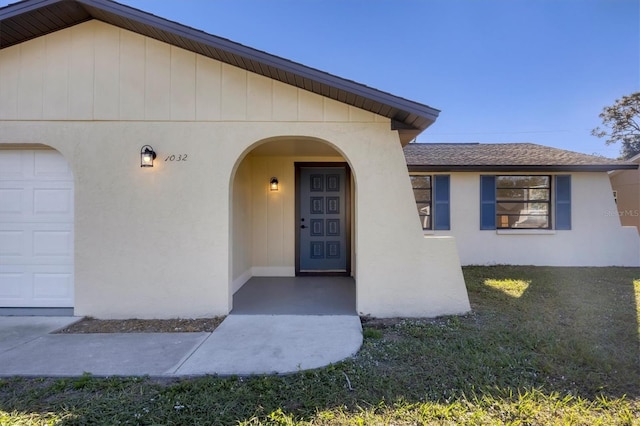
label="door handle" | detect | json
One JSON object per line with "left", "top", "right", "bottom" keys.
{"left": 300, "top": 225, "right": 307, "bottom": 229}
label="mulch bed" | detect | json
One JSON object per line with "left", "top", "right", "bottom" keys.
{"left": 54, "top": 317, "right": 225, "bottom": 334}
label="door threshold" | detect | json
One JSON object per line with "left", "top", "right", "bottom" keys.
{"left": 297, "top": 271, "right": 349, "bottom": 277}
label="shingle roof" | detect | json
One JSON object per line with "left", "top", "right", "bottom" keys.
{"left": 404, "top": 143, "right": 639, "bottom": 172}
{"left": 0, "top": 0, "right": 438, "bottom": 143}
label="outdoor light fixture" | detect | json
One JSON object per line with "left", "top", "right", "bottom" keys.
{"left": 140, "top": 145, "right": 157, "bottom": 167}
{"left": 270, "top": 177, "right": 279, "bottom": 191}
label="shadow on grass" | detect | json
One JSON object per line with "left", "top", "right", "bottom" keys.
{"left": 0, "top": 266, "right": 638, "bottom": 424}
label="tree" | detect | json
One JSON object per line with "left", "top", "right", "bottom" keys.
{"left": 592, "top": 91, "right": 640, "bottom": 159}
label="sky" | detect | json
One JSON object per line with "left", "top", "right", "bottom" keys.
{"left": 3, "top": 0, "right": 638, "bottom": 158}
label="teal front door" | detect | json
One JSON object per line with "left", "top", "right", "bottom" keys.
{"left": 296, "top": 163, "right": 350, "bottom": 275}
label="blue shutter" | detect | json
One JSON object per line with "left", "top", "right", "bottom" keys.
{"left": 480, "top": 175, "right": 496, "bottom": 230}
{"left": 555, "top": 175, "right": 571, "bottom": 230}
{"left": 434, "top": 175, "right": 450, "bottom": 230}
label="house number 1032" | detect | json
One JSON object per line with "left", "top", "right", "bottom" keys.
{"left": 165, "top": 154, "right": 188, "bottom": 162}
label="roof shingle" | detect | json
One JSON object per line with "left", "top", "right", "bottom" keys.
{"left": 404, "top": 143, "right": 638, "bottom": 172}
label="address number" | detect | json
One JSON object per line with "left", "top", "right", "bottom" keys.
{"left": 165, "top": 154, "right": 188, "bottom": 162}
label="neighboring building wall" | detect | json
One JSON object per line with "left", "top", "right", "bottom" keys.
{"left": 609, "top": 156, "right": 640, "bottom": 233}
{"left": 0, "top": 20, "right": 470, "bottom": 318}
{"left": 428, "top": 172, "right": 640, "bottom": 266}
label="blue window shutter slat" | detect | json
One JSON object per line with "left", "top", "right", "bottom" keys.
{"left": 434, "top": 175, "right": 450, "bottom": 230}
{"left": 480, "top": 175, "right": 496, "bottom": 230}
{"left": 555, "top": 175, "right": 571, "bottom": 230}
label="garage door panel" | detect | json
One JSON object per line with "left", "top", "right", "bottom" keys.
{"left": 0, "top": 151, "right": 26, "bottom": 178}
{"left": 0, "top": 272, "right": 24, "bottom": 300}
{"left": 0, "top": 223, "right": 72, "bottom": 265}
{"left": 33, "top": 188, "right": 73, "bottom": 216}
{"left": 1, "top": 183, "right": 72, "bottom": 222}
{"left": 0, "top": 265, "right": 72, "bottom": 307}
{"left": 0, "top": 188, "right": 24, "bottom": 215}
{"left": 34, "top": 150, "right": 73, "bottom": 178}
{"left": 33, "top": 271, "right": 73, "bottom": 300}
{"left": 0, "top": 149, "right": 74, "bottom": 308}
{"left": 0, "top": 230, "right": 26, "bottom": 256}
{"left": 33, "top": 230, "right": 73, "bottom": 256}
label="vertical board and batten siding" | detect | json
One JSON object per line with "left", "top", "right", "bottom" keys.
{"left": 0, "top": 20, "right": 388, "bottom": 125}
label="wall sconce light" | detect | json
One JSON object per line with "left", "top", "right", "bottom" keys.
{"left": 140, "top": 145, "right": 157, "bottom": 167}
{"left": 270, "top": 177, "right": 279, "bottom": 191}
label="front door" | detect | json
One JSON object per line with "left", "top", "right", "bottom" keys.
{"left": 296, "top": 163, "right": 350, "bottom": 275}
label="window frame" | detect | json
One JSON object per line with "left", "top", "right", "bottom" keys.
{"left": 410, "top": 174, "right": 450, "bottom": 231}
{"left": 410, "top": 174, "right": 433, "bottom": 230}
{"left": 495, "top": 175, "right": 552, "bottom": 230}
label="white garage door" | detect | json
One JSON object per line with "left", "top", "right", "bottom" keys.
{"left": 0, "top": 150, "right": 74, "bottom": 308}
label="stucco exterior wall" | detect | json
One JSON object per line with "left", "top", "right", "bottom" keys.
{"left": 609, "top": 158, "right": 640, "bottom": 232}
{"left": 428, "top": 172, "right": 640, "bottom": 266}
{"left": 0, "top": 21, "right": 471, "bottom": 318}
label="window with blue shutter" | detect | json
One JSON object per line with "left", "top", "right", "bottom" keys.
{"left": 409, "top": 174, "right": 450, "bottom": 231}
{"left": 480, "top": 175, "right": 496, "bottom": 230}
{"left": 434, "top": 175, "right": 450, "bottom": 230}
{"left": 555, "top": 175, "right": 571, "bottom": 230}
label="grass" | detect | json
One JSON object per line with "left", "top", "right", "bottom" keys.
{"left": 0, "top": 266, "right": 638, "bottom": 425}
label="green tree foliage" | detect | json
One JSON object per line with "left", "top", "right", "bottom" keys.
{"left": 592, "top": 91, "right": 640, "bottom": 159}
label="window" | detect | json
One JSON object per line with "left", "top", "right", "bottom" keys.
{"left": 411, "top": 175, "right": 431, "bottom": 230}
{"left": 496, "top": 176, "right": 550, "bottom": 229}
{"left": 480, "top": 175, "right": 571, "bottom": 230}
{"left": 410, "top": 175, "right": 450, "bottom": 230}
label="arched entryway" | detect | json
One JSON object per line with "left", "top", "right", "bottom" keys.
{"left": 0, "top": 146, "right": 74, "bottom": 314}
{"left": 228, "top": 137, "right": 357, "bottom": 314}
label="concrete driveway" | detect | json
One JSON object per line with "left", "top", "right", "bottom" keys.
{"left": 0, "top": 315, "right": 363, "bottom": 377}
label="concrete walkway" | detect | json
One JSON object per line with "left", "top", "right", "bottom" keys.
{"left": 0, "top": 315, "right": 363, "bottom": 377}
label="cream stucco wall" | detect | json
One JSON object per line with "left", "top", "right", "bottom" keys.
{"left": 0, "top": 20, "right": 471, "bottom": 318}
{"left": 424, "top": 172, "right": 640, "bottom": 266}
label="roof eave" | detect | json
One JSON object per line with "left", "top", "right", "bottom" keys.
{"left": 407, "top": 164, "right": 640, "bottom": 173}
{"left": 0, "top": 0, "right": 439, "bottom": 135}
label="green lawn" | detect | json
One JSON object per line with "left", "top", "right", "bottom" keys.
{"left": 1, "top": 266, "right": 639, "bottom": 425}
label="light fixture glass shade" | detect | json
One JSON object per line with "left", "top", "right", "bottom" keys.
{"left": 140, "top": 145, "right": 157, "bottom": 167}
{"left": 270, "top": 177, "right": 279, "bottom": 191}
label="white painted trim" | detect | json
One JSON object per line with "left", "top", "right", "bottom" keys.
{"left": 496, "top": 229, "right": 557, "bottom": 235}
{"left": 231, "top": 269, "right": 252, "bottom": 294}
{"left": 251, "top": 266, "right": 296, "bottom": 277}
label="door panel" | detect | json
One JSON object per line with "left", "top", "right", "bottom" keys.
{"left": 297, "top": 165, "right": 349, "bottom": 274}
